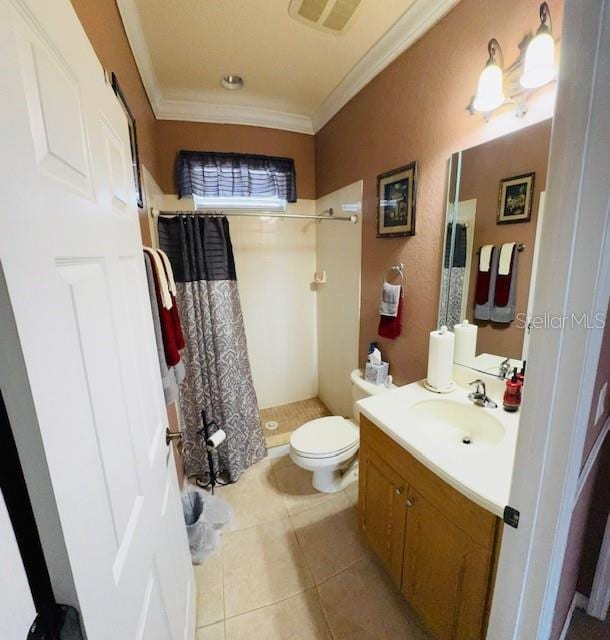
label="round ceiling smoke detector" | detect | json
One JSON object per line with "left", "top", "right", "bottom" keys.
{"left": 221, "top": 75, "right": 244, "bottom": 90}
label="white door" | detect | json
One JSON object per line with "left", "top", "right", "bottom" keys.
{"left": 0, "top": 1, "right": 195, "bottom": 638}
{"left": 0, "top": 494, "right": 36, "bottom": 638}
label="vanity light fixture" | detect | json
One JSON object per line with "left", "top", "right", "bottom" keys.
{"left": 468, "top": 2, "right": 557, "bottom": 119}
{"left": 472, "top": 39, "right": 505, "bottom": 113}
{"left": 520, "top": 2, "right": 556, "bottom": 89}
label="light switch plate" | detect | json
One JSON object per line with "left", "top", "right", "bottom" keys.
{"left": 595, "top": 381, "right": 608, "bottom": 425}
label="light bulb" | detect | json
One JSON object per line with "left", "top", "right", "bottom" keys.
{"left": 521, "top": 31, "right": 556, "bottom": 88}
{"left": 473, "top": 63, "right": 505, "bottom": 112}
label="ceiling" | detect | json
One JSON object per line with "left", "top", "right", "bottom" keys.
{"left": 118, "top": 0, "right": 459, "bottom": 134}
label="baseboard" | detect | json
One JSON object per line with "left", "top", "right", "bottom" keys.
{"left": 558, "top": 592, "right": 590, "bottom": 640}
{"left": 574, "top": 592, "right": 589, "bottom": 610}
{"left": 267, "top": 443, "right": 290, "bottom": 459}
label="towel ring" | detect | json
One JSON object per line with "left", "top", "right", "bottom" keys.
{"left": 387, "top": 263, "right": 405, "bottom": 298}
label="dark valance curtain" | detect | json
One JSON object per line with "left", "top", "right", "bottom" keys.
{"left": 177, "top": 150, "right": 298, "bottom": 202}
{"left": 158, "top": 215, "right": 266, "bottom": 481}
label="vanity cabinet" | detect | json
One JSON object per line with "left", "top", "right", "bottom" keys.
{"left": 359, "top": 444, "right": 408, "bottom": 585}
{"left": 359, "top": 415, "right": 502, "bottom": 640}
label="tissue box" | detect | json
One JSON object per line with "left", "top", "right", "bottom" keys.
{"left": 365, "top": 361, "right": 389, "bottom": 385}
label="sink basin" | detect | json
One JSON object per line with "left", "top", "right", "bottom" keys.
{"left": 405, "top": 399, "right": 505, "bottom": 447}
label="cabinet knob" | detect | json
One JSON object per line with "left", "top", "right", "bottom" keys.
{"left": 406, "top": 498, "right": 416, "bottom": 507}
{"left": 395, "top": 487, "right": 403, "bottom": 496}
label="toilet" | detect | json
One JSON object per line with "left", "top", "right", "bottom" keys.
{"left": 289, "top": 369, "right": 396, "bottom": 493}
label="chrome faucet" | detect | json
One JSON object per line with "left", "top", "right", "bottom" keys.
{"left": 499, "top": 357, "right": 512, "bottom": 379}
{"left": 468, "top": 379, "right": 498, "bottom": 408}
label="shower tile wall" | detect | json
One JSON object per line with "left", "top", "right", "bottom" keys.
{"left": 230, "top": 201, "right": 318, "bottom": 410}
{"left": 261, "top": 398, "right": 331, "bottom": 447}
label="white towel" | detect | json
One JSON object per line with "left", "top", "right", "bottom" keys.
{"left": 379, "top": 282, "right": 402, "bottom": 317}
{"left": 157, "top": 248, "right": 177, "bottom": 296}
{"left": 143, "top": 247, "right": 172, "bottom": 310}
{"left": 498, "top": 242, "right": 516, "bottom": 276}
{"left": 479, "top": 245, "right": 493, "bottom": 272}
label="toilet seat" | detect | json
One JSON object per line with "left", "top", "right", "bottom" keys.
{"left": 290, "top": 416, "right": 359, "bottom": 460}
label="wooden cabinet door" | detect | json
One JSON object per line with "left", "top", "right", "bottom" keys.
{"left": 359, "top": 442, "right": 408, "bottom": 585}
{"left": 402, "top": 487, "right": 490, "bottom": 640}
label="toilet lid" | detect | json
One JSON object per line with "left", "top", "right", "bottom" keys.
{"left": 290, "top": 417, "right": 359, "bottom": 458}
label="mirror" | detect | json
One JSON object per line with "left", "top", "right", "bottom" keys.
{"left": 438, "top": 120, "right": 552, "bottom": 378}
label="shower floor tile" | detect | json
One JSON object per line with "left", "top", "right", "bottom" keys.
{"left": 260, "top": 397, "right": 331, "bottom": 447}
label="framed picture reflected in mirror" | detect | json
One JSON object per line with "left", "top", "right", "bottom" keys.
{"left": 377, "top": 161, "right": 417, "bottom": 237}
{"left": 497, "top": 172, "right": 535, "bottom": 224}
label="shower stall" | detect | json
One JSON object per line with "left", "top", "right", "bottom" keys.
{"left": 231, "top": 181, "right": 363, "bottom": 448}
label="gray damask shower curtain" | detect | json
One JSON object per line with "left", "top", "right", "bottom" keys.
{"left": 159, "top": 215, "right": 266, "bottom": 480}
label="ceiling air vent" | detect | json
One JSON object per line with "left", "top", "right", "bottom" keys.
{"left": 288, "top": 0, "right": 363, "bottom": 34}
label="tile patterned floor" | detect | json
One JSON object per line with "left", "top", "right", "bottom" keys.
{"left": 260, "top": 397, "right": 332, "bottom": 447}
{"left": 194, "top": 456, "right": 431, "bottom": 640}
{"left": 567, "top": 609, "right": 610, "bottom": 640}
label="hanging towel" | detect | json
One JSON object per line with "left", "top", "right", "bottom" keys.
{"left": 157, "top": 249, "right": 185, "bottom": 351}
{"left": 146, "top": 251, "right": 182, "bottom": 367}
{"left": 157, "top": 248, "right": 177, "bottom": 296}
{"left": 379, "top": 282, "right": 402, "bottom": 317}
{"left": 144, "top": 247, "right": 172, "bottom": 310}
{"left": 474, "top": 245, "right": 498, "bottom": 321}
{"left": 379, "top": 296, "right": 403, "bottom": 339}
{"left": 491, "top": 243, "right": 519, "bottom": 323}
{"left": 143, "top": 252, "right": 180, "bottom": 403}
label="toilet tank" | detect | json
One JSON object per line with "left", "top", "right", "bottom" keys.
{"left": 350, "top": 369, "right": 396, "bottom": 424}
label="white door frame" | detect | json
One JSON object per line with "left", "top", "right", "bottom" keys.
{"left": 522, "top": 191, "right": 545, "bottom": 361}
{"left": 487, "top": 1, "right": 610, "bottom": 638}
{"left": 587, "top": 510, "right": 610, "bottom": 620}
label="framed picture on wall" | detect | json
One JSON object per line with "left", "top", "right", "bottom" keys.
{"left": 376, "top": 161, "right": 417, "bottom": 238}
{"left": 497, "top": 172, "right": 535, "bottom": 224}
{"left": 111, "top": 72, "right": 144, "bottom": 209}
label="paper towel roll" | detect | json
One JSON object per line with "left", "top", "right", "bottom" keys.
{"left": 453, "top": 319, "right": 478, "bottom": 366}
{"left": 206, "top": 429, "right": 227, "bottom": 450}
{"left": 427, "top": 326, "right": 455, "bottom": 392}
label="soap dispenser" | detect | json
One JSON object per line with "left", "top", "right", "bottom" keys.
{"left": 503, "top": 368, "right": 522, "bottom": 412}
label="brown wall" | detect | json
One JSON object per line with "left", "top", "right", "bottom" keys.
{"left": 156, "top": 121, "right": 316, "bottom": 199}
{"left": 460, "top": 120, "right": 552, "bottom": 359}
{"left": 315, "top": 0, "right": 562, "bottom": 384}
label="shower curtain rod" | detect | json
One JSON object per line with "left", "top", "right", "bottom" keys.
{"left": 151, "top": 207, "right": 359, "bottom": 224}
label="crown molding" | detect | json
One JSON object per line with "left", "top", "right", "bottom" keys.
{"left": 311, "top": 0, "right": 460, "bottom": 132}
{"left": 115, "top": 0, "right": 163, "bottom": 113}
{"left": 117, "top": 0, "right": 459, "bottom": 136}
{"left": 155, "top": 98, "right": 314, "bottom": 134}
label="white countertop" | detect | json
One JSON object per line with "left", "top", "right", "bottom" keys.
{"left": 356, "top": 365, "right": 520, "bottom": 517}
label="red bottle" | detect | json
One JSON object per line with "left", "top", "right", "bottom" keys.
{"left": 503, "top": 368, "right": 522, "bottom": 412}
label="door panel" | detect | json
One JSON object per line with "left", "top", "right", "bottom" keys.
{"left": 0, "top": 0, "right": 194, "bottom": 637}
{"left": 359, "top": 443, "right": 407, "bottom": 584}
{"left": 402, "top": 487, "right": 466, "bottom": 640}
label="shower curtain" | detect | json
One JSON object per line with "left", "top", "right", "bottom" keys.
{"left": 158, "top": 215, "right": 266, "bottom": 481}
{"left": 439, "top": 222, "right": 468, "bottom": 329}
